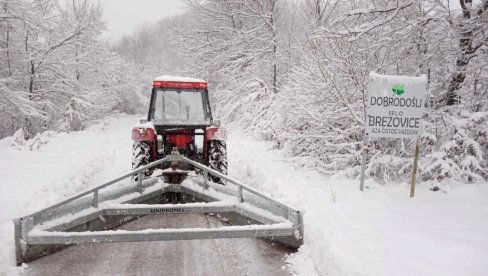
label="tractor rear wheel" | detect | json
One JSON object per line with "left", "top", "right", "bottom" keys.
{"left": 132, "top": 141, "right": 152, "bottom": 182}
{"left": 208, "top": 140, "right": 228, "bottom": 184}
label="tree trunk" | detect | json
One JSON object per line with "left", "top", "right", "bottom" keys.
{"left": 25, "top": 31, "right": 36, "bottom": 99}
{"left": 3, "top": 2, "right": 12, "bottom": 76}
{"left": 444, "top": 0, "right": 474, "bottom": 106}
{"left": 270, "top": 3, "right": 278, "bottom": 94}
{"left": 29, "top": 61, "right": 35, "bottom": 96}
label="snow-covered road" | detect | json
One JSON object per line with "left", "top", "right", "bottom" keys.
{"left": 0, "top": 114, "right": 292, "bottom": 276}
{"left": 1, "top": 113, "right": 487, "bottom": 276}
{"left": 26, "top": 214, "right": 290, "bottom": 276}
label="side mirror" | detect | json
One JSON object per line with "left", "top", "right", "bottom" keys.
{"left": 140, "top": 119, "right": 148, "bottom": 124}
{"left": 213, "top": 119, "right": 221, "bottom": 128}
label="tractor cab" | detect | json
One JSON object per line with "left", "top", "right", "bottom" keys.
{"left": 149, "top": 76, "right": 213, "bottom": 128}
{"left": 132, "top": 76, "right": 227, "bottom": 183}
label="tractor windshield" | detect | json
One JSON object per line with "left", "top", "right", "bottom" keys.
{"left": 151, "top": 89, "right": 211, "bottom": 125}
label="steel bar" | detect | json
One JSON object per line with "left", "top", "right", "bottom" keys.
{"left": 176, "top": 185, "right": 294, "bottom": 225}
{"left": 13, "top": 218, "right": 22, "bottom": 266}
{"left": 238, "top": 186, "right": 243, "bottom": 202}
{"left": 21, "top": 217, "right": 34, "bottom": 247}
{"left": 233, "top": 206, "right": 283, "bottom": 225}
{"left": 42, "top": 187, "right": 165, "bottom": 232}
{"left": 47, "top": 211, "right": 103, "bottom": 232}
{"left": 92, "top": 190, "right": 98, "bottom": 208}
{"left": 103, "top": 203, "right": 235, "bottom": 216}
{"left": 23, "top": 156, "right": 171, "bottom": 219}
{"left": 137, "top": 172, "right": 143, "bottom": 193}
{"left": 13, "top": 154, "right": 304, "bottom": 266}
{"left": 203, "top": 171, "right": 208, "bottom": 190}
{"left": 28, "top": 224, "right": 295, "bottom": 245}
{"left": 181, "top": 157, "right": 297, "bottom": 212}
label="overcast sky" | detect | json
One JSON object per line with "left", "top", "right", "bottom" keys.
{"left": 98, "top": 0, "right": 185, "bottom": 41}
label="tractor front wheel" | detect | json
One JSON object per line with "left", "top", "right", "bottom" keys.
{"left": 132, "top": 141, "right": 152, "bottom": 182}
{"left": 208, "top": 140, "right": 228, "bottom": 184}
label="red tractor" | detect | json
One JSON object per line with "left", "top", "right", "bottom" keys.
{"left": 131, "top": 76, "right": 227, "bottom": 183}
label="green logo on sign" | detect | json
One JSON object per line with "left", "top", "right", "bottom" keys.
{"left": 392, "top": 84, "right": 405, "bottom": 96}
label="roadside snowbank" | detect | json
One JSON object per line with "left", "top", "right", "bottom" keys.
{"left": 227, "top": 126, "right": 488, "bottom": 276}
{"left": 0, "top": 113, "right": 140, "bottom": 275}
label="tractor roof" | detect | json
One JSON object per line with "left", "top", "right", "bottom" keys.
{"left": 154, "top": 75, "right": 206, "bottom": 83}
{"left": 153, "top": 75, "right": 207, "bottom": 89}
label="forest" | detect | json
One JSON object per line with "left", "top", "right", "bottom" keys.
{"left": 1, "top": 0, "right": 487, "bottom": 183}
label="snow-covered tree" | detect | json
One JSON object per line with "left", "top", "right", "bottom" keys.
{"left": 109, "top": 0, "right": 488, "bottom": 184}
{"left": 0, "top": 0, "right": 142, "bottom": 137}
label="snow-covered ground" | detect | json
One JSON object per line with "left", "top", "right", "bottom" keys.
{"left": 227, "top": 127, "right": 488, "bottom": 276}
{"left": 1, "top": 113, "right": 487, "bottom": 275}
{"left": 0, "top": 114, "right": 137, "bottom": 275}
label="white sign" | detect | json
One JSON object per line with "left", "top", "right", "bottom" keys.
{"left": 366, "top": 72, "right": 427, "bottom": 139}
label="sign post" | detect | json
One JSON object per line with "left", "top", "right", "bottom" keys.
{"left": 410, "top": 138, "right": 421, "bottom": 197}
{"left": 361, "top": 72, "right": 427, "bottom": 196}
{"left": 359, "top": 136, "right": 368, "bottom": 192}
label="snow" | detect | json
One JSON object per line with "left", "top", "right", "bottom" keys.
{"left": 30, "top": 221, "right": 293, "bottom": 237}
{"left": 226, "top": 126, "right": 488, "bottom": 276}
{"left": 0, "top": 114, "right": 487, "bottom": 275}
{"left": 369, "top": 71, "right": 427, "bottom": 85}
{"left": 0, "top": 113, "right": 142, "bottom": 275}
{"left": 105, "top": 200, "right": 236, "bottom": 210}
{"left": 153, "top": 75, "right": 206, "bottom": 83}
{"left": 133, "top": 120, "right": 155, "bottom": 129}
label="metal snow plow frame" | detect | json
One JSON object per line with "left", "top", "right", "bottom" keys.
{"left": 13, "top": 154, "right": 304, "bottom": 266}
